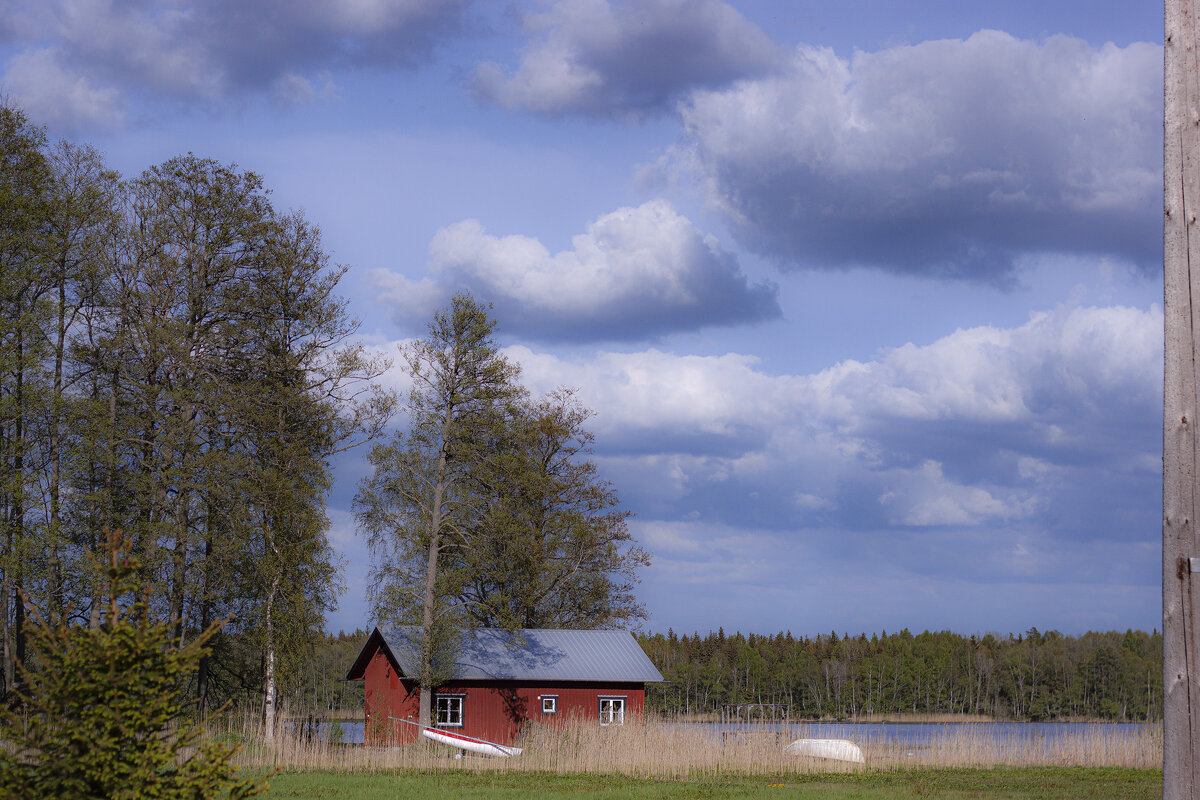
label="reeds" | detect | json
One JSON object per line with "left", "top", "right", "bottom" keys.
{"left": 220, "top": 713, "right": 1162, "bottom": 777}
{"left": 864, "top": 723, "right": 1162, "bottom": 769}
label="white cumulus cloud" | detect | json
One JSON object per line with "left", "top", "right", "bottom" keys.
{"left": 473, "top": 0, "right": 780, "bottom": 118}
{"left": 364, "top": 300, "right": 1161, "bottom": 626}
{"left": 676, "top": 31, "right": 1160, "bottom": 282}
{"left": 494, "top": 304, "right": 1159, "bottom": 551}
{"left": 877, "top": 460, "right": 1039, "bottom": 527}
{"left": 2, "top": 48, "right": 125, "bottom": 131}
{"left": 372, "top": 199, "right": 779, "bottom": 341}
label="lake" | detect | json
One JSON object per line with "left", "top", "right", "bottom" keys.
{"left": 712, "top": 720, "right": 1156, "bottom": 751}
{"left": 299, "top": 718, "right": 1157, "bottom": 751}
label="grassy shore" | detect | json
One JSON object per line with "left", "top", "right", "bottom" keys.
{"left": 668, "top": 711, "right": 997, "bottom": 724}
{"left": 255, "top": 767, "right": 1160, "bottom": 799}
{"left": 227, "top": 714, "right": 1161, "bottom": 777}
{"left": 221, "top": 713, "right": 1161, "bottom": 798}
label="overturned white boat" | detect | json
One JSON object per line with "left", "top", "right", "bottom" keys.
{"left": 784, "top": 738, "right": 865, "bottom": 764}
{"left": 421, "top": 726, "right": 523, "bottom": 757}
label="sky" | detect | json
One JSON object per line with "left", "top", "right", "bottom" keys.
{"left": 0, "top": 0, "right": 1165, "bottom": 639}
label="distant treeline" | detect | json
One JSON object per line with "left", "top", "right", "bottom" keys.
{"left": 638, "top": 627, "right": 1162, "bottom": 722}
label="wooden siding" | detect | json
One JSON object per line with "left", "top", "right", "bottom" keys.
{"left": 359, "top": 647, "right": 647, "bottom": 745}
{"left": 363, "top": 646, "right": 419, "bottom": 743}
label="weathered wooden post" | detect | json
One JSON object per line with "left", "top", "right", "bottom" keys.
{"left": 1164, "top": 1, "right": 1200, "bottom": 797}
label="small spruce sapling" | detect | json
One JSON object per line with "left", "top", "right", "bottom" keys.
{"left": 0, "top": 530, "right": 263, "bottom": 799}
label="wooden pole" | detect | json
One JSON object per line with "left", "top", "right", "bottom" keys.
{"left": 1164, "top": 1, "right": 1200, "bottom": 797}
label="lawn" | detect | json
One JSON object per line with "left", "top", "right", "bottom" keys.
{"left": 255, "top": 766, "right": 1161, "bottom": 800}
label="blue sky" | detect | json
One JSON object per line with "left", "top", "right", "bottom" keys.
{"left": 1, "top": 0, "right": 1164, "bottom": 638}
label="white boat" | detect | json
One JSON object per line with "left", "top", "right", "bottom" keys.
{"left": 420, "top": 726, "right": 523, "bottom": 757}
{"left": 783, "top": 738, "right": 865, "bottom": 764}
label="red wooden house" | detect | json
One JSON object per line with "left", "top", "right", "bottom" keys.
{"left": 345, "top": 626, "right": 664, "bottom": 746}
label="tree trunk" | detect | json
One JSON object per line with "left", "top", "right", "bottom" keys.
{"left": 416, "top": 390, "right": 457, "bottom": 731}
{"left": 170, "top": 491, "right": 189, "bottom": 645}
{"left": 46, "top": 276, "right": 66, "bottom": 618}
{"left": 419, "top": 446, "right": 449, "bottom": 730}
{"left": 92, "top": 363, "right": 119, "bottom": 630}
{"left": 263, "top": 570, "right": 280, "bottom": 744}
{"left": 197, "top": 529, "right": 214, "bottom": 712}
{"left": 11, "top": 329, "right": 24, "bottom": 681}
{"left": 2, "top": 507, "right": 10, "bottom": 697}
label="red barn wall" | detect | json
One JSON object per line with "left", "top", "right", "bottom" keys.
{"left": 363, "top": 648, "right": 420, "bottom": 744}
{"left": 359, "top": 645, "right": 647, "bottom": 746}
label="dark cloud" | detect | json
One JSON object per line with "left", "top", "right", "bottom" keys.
{"left": 472, "top": 0, "right": 781, "bottom": 119}
{"left": 3, "top": 0, "right": 474, "bottom": 115}
{"left": 201, "top": 0, "right": 474, "bottom": 89}
{"left": 0, "top": 1, "right": 19, "bottom": 42}
{"left": 677, "top": 31, "right": 1161, "bottom": 283}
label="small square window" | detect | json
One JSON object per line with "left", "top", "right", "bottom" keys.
{"left": 541, "top": 695, "right": 557, "bottom": 715}
{"left": 436, "top": 695, "right": 464, "bottom": 727}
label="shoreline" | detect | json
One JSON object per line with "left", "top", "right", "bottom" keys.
{"left": 651, "top": 712, "right": 1157, "bottom": 725}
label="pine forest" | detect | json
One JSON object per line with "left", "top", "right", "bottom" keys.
{"left": 639, "top": 627, "right": 1162, "bottom": 722}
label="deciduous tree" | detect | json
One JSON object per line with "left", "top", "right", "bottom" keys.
{"left": 356, "top": 292, "right": 521, "bottom": 728}
{"left": 0, "top": 104, "right": 53, "bottom": 692}
{"left": 357, "top": 298, "right": 654, "bottom": 726}
{"left": 462, "top": 388, "right": 649, "bottom": 629}
{"left": 231, "top": 209, "right": 392, "bottom": 739}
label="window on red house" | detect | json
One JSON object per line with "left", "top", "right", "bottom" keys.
{"left": 598, "top": 696, "right": 626, "bottom": 726}
{"left": 436, "top": 695, "right": 464, "bottom": 727}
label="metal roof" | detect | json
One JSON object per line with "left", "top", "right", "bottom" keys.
{"left": 370, "top": 625, "right": 663, "bottom": 683}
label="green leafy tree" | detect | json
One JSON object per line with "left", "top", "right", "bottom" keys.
{"left": 0, "top": 530, "right": 261, "bottom": 799}
{"left": 0, "top": 114, "right": 393, "bottom": 727}
{"left": 228, "top": 208, "right": 393, "bottom": 739}
{"left": 0, "top": 103, "right": 54, "bottom": 693}
{"left": 94, "top": 155, "right": 391, "bottom": 726}
{"left": 461, "top": 388, "right": 649, "bottom": 630}
{"left": 356, "top": 292, "right": 521, "bottom": 728}
{"left": 37, "top": 140, "right": 120, "bottom": 627}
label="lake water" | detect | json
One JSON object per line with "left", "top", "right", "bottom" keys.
{"left": 301, "top": 718, "right": 1155, "bottom": 750}
{"left": 706, "top": 721, "right": 1155, "bottom": 750}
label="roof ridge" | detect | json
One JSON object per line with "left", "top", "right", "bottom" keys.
{"left": 360, "top": 626, "right": 663, "bottom": 683}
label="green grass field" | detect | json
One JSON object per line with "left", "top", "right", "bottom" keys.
{"left": 255, "top": 767, "right": 1160, "bottom": 800}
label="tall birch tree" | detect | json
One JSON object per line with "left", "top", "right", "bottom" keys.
{"left": 356, "top": 292, "right": 521, "bottom": 728}
{"left": 0, "top": 105, "right": 52, "bottom": 692}
{"left": 234, "top": 210, "right": 392, "bottom": 740}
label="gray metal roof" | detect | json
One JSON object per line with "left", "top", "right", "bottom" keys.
{"left": 374, "top": 625, "right": 663, "bottom": 683}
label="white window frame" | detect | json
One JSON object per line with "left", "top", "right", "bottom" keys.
{"left": 435, "top": 694, "right": 465, "bottom": 727}
{"left": 598, "top": 696, "right": 626, "bottom": 726}
{"left": 540, "top": 695, "right": 558, "bottom": 715}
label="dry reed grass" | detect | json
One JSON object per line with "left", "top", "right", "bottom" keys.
{"left": 222, "top": 713, "right": 1162, "bottom": 777}
{"left": 861, "top": 723, "right": 1161, "bottom": 769}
